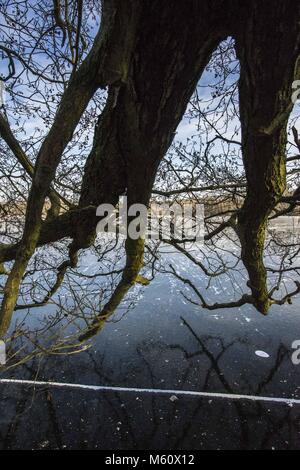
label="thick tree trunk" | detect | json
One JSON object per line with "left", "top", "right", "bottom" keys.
{"left": 71, "top": 0, "right": 230, "bottom": 339}
{"left": 0, "top": 0, "right": 141, "bottom": 337}
{"left": 234, "top": 1, "right": 300, "bottom": 313}
{"left": 1, "top": 1, "right": 300, "bottom": 338}
{"left": 72, "top": 0, "right": 229, "bottom": 248}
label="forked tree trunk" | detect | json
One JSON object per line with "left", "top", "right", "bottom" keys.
{"left": 73, "top": 0, "right": 230, "bottom": 338}
{"left": 0, "top": 0, "right": 231, "bottom": 337}
{"left": 1, "top": 1, "right": 300, "bottom": 337}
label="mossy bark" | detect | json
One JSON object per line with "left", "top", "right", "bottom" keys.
{"left": 76, "top": 0, "right": 230, "bottom": 340}
{"left": 234, "top": 1, "right": 300, "bottom": 313}
{"left": 0, "top": 0, "right": 141, "bottom": 338}
{"left": 1, "top": 1, "right": 300, "bottom": 337}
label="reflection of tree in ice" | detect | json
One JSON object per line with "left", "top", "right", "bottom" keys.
{"left": 0, "top": 316, "right": 297, "bottom": 450}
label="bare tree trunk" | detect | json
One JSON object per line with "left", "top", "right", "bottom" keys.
{"left": 235, "top": 1, "right": 300, "bottom": 313}
{"left": 70, "top": 0, "right": 230, "bottom": 339}
{"left": 0, "top": 0, "right": 141, "bottom": 336}
{"left": 1, "top": 1, "right": 300, "bottom": 337}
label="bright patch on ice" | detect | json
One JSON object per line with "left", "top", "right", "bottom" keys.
{"left": 255, "top": 350, "right": 270, "bottom": 358}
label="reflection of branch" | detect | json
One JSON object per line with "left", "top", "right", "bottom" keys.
{"left": 179, "top": 317, "right": 294, "bottom": 447}
{"left": 179, "top": 317, "right": 236, "bottom": 392}
{"left": 255, "top": 345, "right": 288, "bottom": 396}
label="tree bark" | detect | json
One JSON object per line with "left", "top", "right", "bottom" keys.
{"left": 70, "top": 0, "right": 230, "bottom": 339}
{"left": 0, "top": 0, "right": 141, "bottom": 337}
{"left": 234, "top": 0, "right": 300, "bottom": 313}
{"left": 1, "top": 1, "right": 300, "bottom": 337}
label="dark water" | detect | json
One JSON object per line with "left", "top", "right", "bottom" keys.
{"left": 0, "top": 239, "right": 300, "bottom": 449}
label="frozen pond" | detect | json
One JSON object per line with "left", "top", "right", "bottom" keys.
{"left": 1, "top": 218, "right": 300, "bottom": 449}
